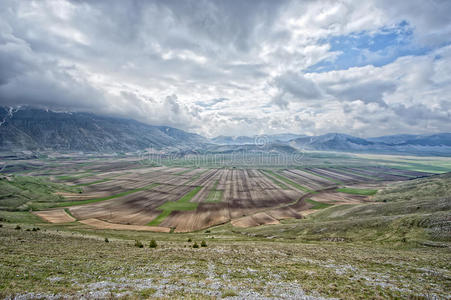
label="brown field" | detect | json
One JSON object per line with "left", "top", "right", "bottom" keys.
{"left": 32, "top": 165, "right": 431, "bottom": 232}
{"left": 33, "top": 209, "right": 75, "bottom": 223}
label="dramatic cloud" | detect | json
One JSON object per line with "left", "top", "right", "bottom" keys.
{"left": 0, "top": 0, "right": 450, "bottom": 137}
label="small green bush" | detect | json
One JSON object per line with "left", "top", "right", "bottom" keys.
{"left": 149, "top": 239, "right": 157, "bottom": 248}
{"left": 193, "top": 242, "right": 199, "bottom": 248}
{"left": 15, "top": 225, "right": 21, "bottom": 230}
{"left": 187, "top": 238, "right": 192, "bottom": 242}
{"left": 134, "top": 240, "right": 143, "bottom": 248}
{"left": 201, "top": 240, "right": 207, "bottom": 247}
{"left": 0, "top": 224, "right": 3, "bottom": 228}
{"left": 105, "top": 237, "right": 109, "bottom": 243}
{"left": 222, "top": 289, "right": 238, "bottom": 297}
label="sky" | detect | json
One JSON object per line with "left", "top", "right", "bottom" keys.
{"left": 0, "top": 0, "right": 450, "bottom": 138}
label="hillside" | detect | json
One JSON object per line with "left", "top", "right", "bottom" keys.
{"left": 0, "top": 107, "right": 207, "bottom": 152}
{"left": 240, "top": 172, "right": 451, "bottom": 245}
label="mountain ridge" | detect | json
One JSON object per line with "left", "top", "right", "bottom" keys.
{"left": 0, "top": 106, "right": 207, "bottom": 152}
{"left": 1, "top": 106, "right": 450, "bottom": 155}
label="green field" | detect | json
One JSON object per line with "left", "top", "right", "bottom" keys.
{"left": 53, "top": 183, "right": 160, "bottom": 208}
{"left": 337, "top": 187, "right": 378, "bottom": 196}
{"left": 305, "top": 198, "right": 334, "bottom": 209}
{"left": 205, "top": 180, "right": 224, "bottom": 203}
{"left": 147, "top": 186, "right": 202, "bottom": 226}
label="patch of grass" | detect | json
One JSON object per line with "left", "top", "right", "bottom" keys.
{"left": 178, "top": 186, "right": 202, "bottom": 203}
{"left": 147, "top": 210, "right": 172, "bottom": 226}
{"left": 337, "top": 187, "right": 377, "bottom": 196}
{"left": 263, "top": 170, "right": 312, "bottom": 193}
{"left": 205, "top": 180, "right": 223, "bottom": 203}
{"left": 0, "top": 175, "right": 81, "bottom": 211}
{"left": 63, "top": 208, "right": 76, "bottom": 219}
{"left": 0, "top": 211, "right": 43, "bottom": 224}
{"left": 222, "top": 289, "right": 238, "bottom": 297}
{"left": 52, "top": 183, "right": 160, "bottom": 208}
{"left": 305, "top": 199, "right": 334, "bottom": 210}
{"left": 157, "top": 201, "right": 198, "bottom": 211}
{"left": 147, "top": 186, "right": 202, "bottom": 226}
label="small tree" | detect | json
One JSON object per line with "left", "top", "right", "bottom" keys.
{"left": 105, "top": 237, "right": 109, "bottom": 243}
{"left": 149, "top": 239, "right": 157, "bottom": 248}
{"left": 192, "top": 242, "right": 199, "bottom": 248}
{"left": 134, "top": 240, "right": 144, "bottom": 248}
{"left": 201, "top": 240, "right": 207, "bottom": 247}
{"left": 187, "top": 238, "right": 192, "bottom": 242}
{"left": 15, "top": 225, "right": 21, "bottom": 230}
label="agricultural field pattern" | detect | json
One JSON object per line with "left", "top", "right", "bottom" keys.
{"left": 1, "top": 156, "right": 436, "bottom": 232}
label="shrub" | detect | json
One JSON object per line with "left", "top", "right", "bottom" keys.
{"left": 201, "top": 240, "right": 207, "bottom": 247}
{"left": 134, "top": 240, "right": 143, "bottom": 248}
{"left": 105, "top": 237, "right": 109, "bottom": 243}
{"left": 15, "top": 225, "right": 21, "bottom": 230}
{"left": 149, "top": 239, "right": 157, "bottom": 248}
{"left": 187, "top": 238, "right": 192, "bottom": 242}
{"left": 192, "top": 242, "right": 199, "bottom": 248}
{"left": 205, "top": 230, "right": 211, "bottom": 233}
{"left": 222, "top": 289, "right": 238, "bottom": 297}
{"left": 32, "top": 227, "right": 40, "bottom": 232}
{"left": 0, "top": 224, "right": 3, "bottom": 228}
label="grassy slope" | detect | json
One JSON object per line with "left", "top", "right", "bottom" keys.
{"left": 0, "top": 176, "right": 81, "bottom": 211}
{"left": 242, "top": 173, "right": 451, "bottom": 244}
{"left": 336, "top": 187, "right": 378, "bottom": 195}
{"left": 305, "top": 198, "right": 334, "bottom": 209}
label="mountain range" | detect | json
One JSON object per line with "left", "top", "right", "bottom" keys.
{"left": 0, "top": 107, "right": 206, "bottom": 152}
{"left": 0, "top": 106, "right": 450, "bottom": 156}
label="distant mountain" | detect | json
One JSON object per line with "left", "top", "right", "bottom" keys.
{"left": 0, "top": 107, "right": 207, "bottom": 152}
{"left": 1, "top": 106, "right": 449, "bottom": 156}
{"left": 211, "top": 132, "right": 451, "bottom": 155}
{"left": 291, "top": 133, "right": 451, "bottom": 156}
{"left": 368, "top": 133, "right": 451, "bottom": 147}
{"left": 211, "top": 133, "right": 306, "bottom": 145}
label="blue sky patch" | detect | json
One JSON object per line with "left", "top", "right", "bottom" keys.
{"left": 307, "top": 21, "right": 430, "bottom": 73}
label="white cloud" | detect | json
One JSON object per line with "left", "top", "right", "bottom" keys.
{"left": 0, "top": 0, "right": 450, "bottom": 137}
